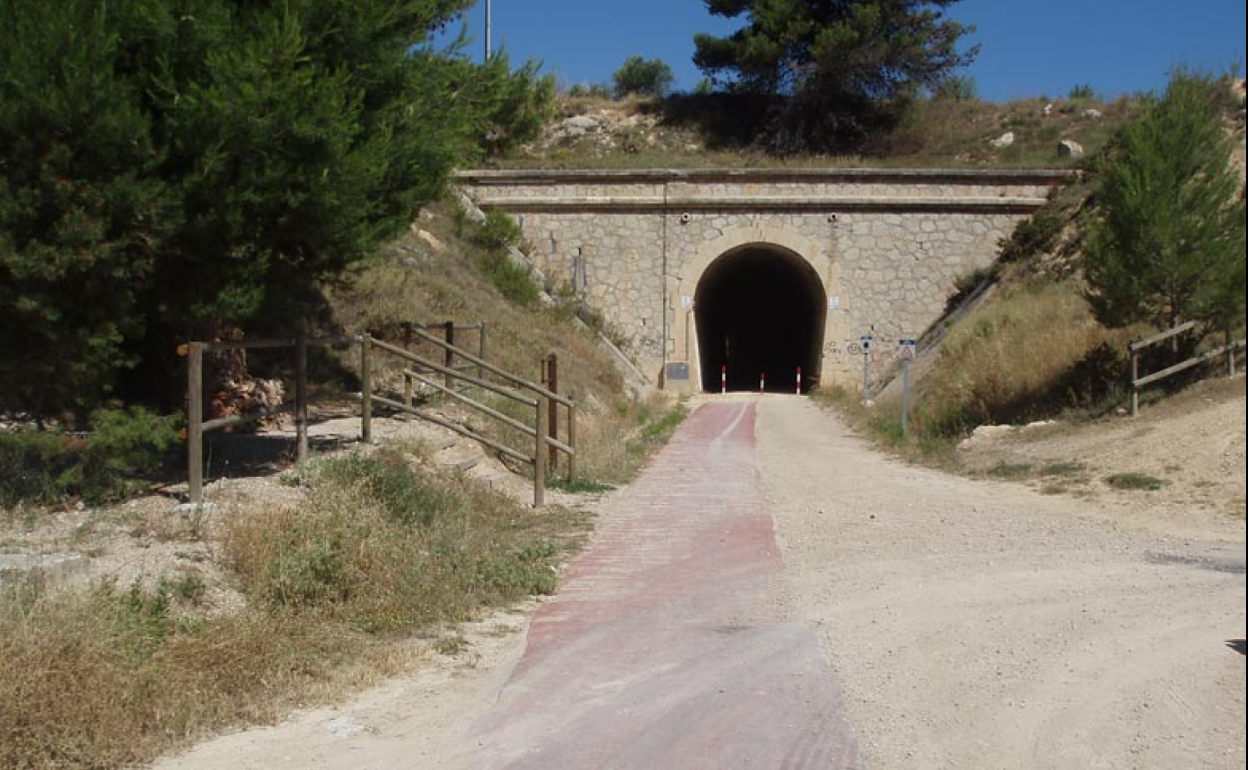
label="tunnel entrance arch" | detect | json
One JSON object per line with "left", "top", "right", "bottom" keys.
{"left": 694, "top": 244, "right": 827, "bottom": 393}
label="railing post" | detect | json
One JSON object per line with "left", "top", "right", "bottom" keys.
{"left": 187, "top": 342, "right": 204, "bottom": 505}
{"left": 1130, "top": 346, "right": 1140, "bottom": 418}
{"left": 1229, "top": 328, "right": 1237, "bottom": 378}
{"left": 296, "top": 330, "right": 308, "bottom": 463}
{"left": 444, "top": 321, "right": 455, "bottom": 394}
{"left": 479, "top": 322, "right": 488, "bottom": 380}
{"left": 542, "top": 353, "right": 559, "bottom": 472}
{"left": 361, "top": 334, "right": 373, "bottom": 443}
{"left": 567, "top": 402, "right": 577, "bottom": 484}
{"left": 534, "top": 397, "right": 547, "bottom": 508}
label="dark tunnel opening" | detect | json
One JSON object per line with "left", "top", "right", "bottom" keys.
{"left": 695, "top": 245, "right": 827, "bottom": 393}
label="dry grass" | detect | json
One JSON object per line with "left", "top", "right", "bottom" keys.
{"left": 0, "top": 445, "right": 590, "bottom": 770}
{"left": 498, "top": 92, "right": 1143, "bottom": 170}
{"left": 912, "top": 278, "right": 1134, "bottom": 438}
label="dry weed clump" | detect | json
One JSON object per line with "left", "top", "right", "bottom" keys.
{"left": 0, "top": 445, "right": 587, "bottom": 770}
{"left": 916, "top": 279, "right": 1131, "bottom": 437}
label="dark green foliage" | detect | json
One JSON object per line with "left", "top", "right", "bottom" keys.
{"left": 0, "top": 431, "right": 82, "bottom": 508}
{"left": 1000, "top": 211, "right": 1065, "bottom": 263}
{"left": 612, "top": 56, "right": 676, "bottom": 99}
{"left": 1105, "top": 472, "right": 1167, "bottom": 491}
{"left": 693, "top": 0, "right": 976, "bottom": 152}
{"left": 0, "top": 0, "right": 552, "bottom": 419}
{"left": 479, "top": 56, "right": 557, "bottom": 157}
{"left": 479, "top": 252, "right": 542, "bottom": 306}
{"left": 0, "top": 407, "right": 179, "bottom": 506}
{"left": 1068, "top": 84, "right": 1097, "bottom": 100}
{"left": 0, "top": 1, "right": 172, "bottom": 419}
{"left": 457, "top": 209, "right": 541, "bottom": 305}
{"left": 934, "top": 75, "right": 978, "bottom": 102}
{"left": 472, "top": 210, "right": 527, "bottom": 251}
{"left": 1083, "top": 71, "right": 1247, "bottom": 337}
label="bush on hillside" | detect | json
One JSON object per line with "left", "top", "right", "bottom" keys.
{"left": 0, "top": 407, "right": 179, "bottom": 507}
{"left": 612, "top": 56, "right": 676, "bottom": 99}
{"left": 1083, "top": 70, "right": 1246, "bottom": 340}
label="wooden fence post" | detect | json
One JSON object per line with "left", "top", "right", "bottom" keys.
{"left": 187, "top": 342, "right": 204, "bottom": 505}
{"left": 1230, "top": 328, "right": 1238, "bottom": 378}
{"left": 444, "top": 321, "right": 455, "bottom": 394}
{"left": 567, "top": 402, "right": 577, "bottom": 484}
{"left": 542, "top": 353, "right": 559, "bottom": 472}
{"left": 296, "top": 331, "right": 308, "bottom": 463}
{"left": 534, "top": 397, "right": 547, "bottom": 508}
{"left": 1130, "top": 347, "right": 1140, "bottom": 418}
{"left": 478, "top": 322, "right": 488, "bottom": 379}
{"left": 361, "top": 335, "right": 373, "bottom": 443}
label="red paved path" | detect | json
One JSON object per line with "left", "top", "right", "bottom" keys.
{"left": 456, "top": 401, "right": 865, "bottom": 769}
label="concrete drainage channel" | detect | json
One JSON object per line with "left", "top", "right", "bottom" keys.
{"left": 0, "top": 552, "right": 90, "bottom": 589}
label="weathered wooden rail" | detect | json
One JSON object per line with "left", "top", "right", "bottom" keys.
{"left": 1129, "top": 322, "right": 1245, "bottom": 416}
{"left": 180, "top": 323, "right": 572, "bottom": 508}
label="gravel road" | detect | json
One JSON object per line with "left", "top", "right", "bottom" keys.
{"left": 151, "top": 395, "right": 1247, "bottom": 770}
{"left": 758, "top": 396, "right": 1246, "bottom": 770}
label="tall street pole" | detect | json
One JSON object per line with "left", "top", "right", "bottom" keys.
{"left": 484, "top": 0, "right": 492, "bottom": 60}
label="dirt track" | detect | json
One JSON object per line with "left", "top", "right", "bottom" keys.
{"left": 151, "top": 396, "right": 1246, "bottom": 770}
{"left": 759, "top": 397, "right": 1245, "bottom": 769}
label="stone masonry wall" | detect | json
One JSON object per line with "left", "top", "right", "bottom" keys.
{"left": 460, "top": 169, "right": 1071, "bottom": 389}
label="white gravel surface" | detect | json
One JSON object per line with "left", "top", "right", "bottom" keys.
{"left": 149, "top": 395, "right": 1246, "bottom": 770}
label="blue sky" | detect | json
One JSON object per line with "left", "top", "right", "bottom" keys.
{"left": 442, "top": 0, "right": 1246, "bottom": 102}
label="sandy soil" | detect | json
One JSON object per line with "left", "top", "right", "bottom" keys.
{"left": 146, "top": 392, "right": 1245, "bottom": 769}
{"left": 758, "top": 396, "right": 1245, "bottom": 770}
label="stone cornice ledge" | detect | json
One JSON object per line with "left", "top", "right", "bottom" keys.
{"left": 455, "top": 167, "right": 1078, "bottom": 186}
{"left": 469, "top": 195, "right": 1052, "bottom": 215}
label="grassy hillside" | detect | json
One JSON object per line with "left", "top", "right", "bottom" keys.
{"left": 496, "top": 91, "right": 1141, "bottom": 170}
{"left": 843, "top": 82, "right": 1247, "bottom": 458}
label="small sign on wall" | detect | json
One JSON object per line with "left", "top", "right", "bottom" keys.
{"left": 827, "top": 295, "right": 840, "bottom": 310}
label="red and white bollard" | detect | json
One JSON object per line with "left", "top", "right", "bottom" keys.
{"left": 721, "top": 365, "right": 727, "bottom": 395}
{"left": 759, "top": 371, "right": 766, "bottom": 393}
{"left": 796, "top": 366, "right": 802, "bottom": 395}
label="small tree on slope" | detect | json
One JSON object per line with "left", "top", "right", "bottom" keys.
{"left": 1083, "top": 71, "right": 1247, "bottom": 342}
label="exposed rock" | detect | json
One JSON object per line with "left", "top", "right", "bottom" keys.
{"left": 1082, "top": 108, "right": 1104, "bottom": 119}
{"left": 958, "top": 424, "right": 1016, "bottom": 451}
{"left": 1057, "top": 139, "right": 1085, "bottom": 158}
{"left": 563, "top": 115, "right": 600, "bottom": 131}
{"left": 989, "top": 131, "right": 1015, "bottom": 149}
{"left": 413, "top": 228, "right": 447, "bottom": 253}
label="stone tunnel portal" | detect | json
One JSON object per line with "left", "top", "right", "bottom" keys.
{"left": 694, "top": 245, "right": 827, "bottom": 393}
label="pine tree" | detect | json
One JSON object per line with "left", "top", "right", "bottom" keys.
{"left": 0, "top": 0, "right": 552, "bottom": 418}
{"left": 1083, "top": 71, "right": 1247, "bottom": 339}
{"left": 693, "top": 0, "right": 976, "bottom": 151}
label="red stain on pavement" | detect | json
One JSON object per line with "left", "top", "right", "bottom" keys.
{"left": 457, "top": 401, "right": 865, "bottom": 769}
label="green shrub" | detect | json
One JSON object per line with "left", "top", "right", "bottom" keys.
{"left": 1105, "top": 472, "right": 1167, "bottom": 491}
{"left": 612, "top": 56, "right": 675, "bottom": 99}
{"left": 80, "top": 407, "right": 180, "bottom": 500}
{"left": 0, "top": 430, "right": 81, "bottom": 507}
{"left": 0, "top": 407, "right": 178, "bottom": 507}
{"left": 474, "top": 210, "right": 525, "bottom": 251}
{"left": 476, "top": 542, "right": 560, "bottom": 597}
{"left": 480, "top": 250, "right": 542, "bottom": 306}
{"left": 309, "top": 449, "right": 453, "bottom": 528}
{"left": 1000, "top": 210, "right": 1064, "bottom": 262}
